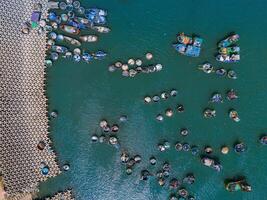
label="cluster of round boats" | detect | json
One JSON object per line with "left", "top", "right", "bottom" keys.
{"left": 91, "top": 117, "right": 127, "bottom": 148}
{"left": 139, "top": 161, "right": 196, "bottom": 199}
{"left": 198, "top": 63, "right": 238, "bottom": 79}
{"left": 108, "top": 53, "right": 163, "bottom": 77}
{"left": 203, "top": 89, "right": 240, "bottom": 122}
{"left": 155, "top": 104, "right": 184, "bottom": 122}
{"left": 44, "top": 1, "right": 109, "bottom": 66}
{"left": 143, "top": 89, "right": 178, "bottom": 104}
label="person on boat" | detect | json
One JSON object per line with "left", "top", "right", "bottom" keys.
{"left": 203, "top": 108, "right": 216, "bottom": 118}
{"left": 63, "top": 163, "right": 70, "bottom": 171}
{"left": 177, "top": 104, "right": 184, "bottom": 112}
{"left": 161, "top": 92, "right": 169, "bottom": 100}
{"left": 210, "top": 93, "right": 223, "bottom": 103}
{"left": 149, "top": 156, "right": 157, "bottom": 165}
{"left": 204, "top": 146, "right": 213, "bottom": 154}
{"left": 183, "top": 173, "right": 195, "bottom": 185}
{"left": 126, "top": 167, "right": 132, "bottom": 175}
{"left": 50, "top": 110, "right": 58, "bottom": 118}
{"left": 191, "top": 145, "right": 200, "bottom": 156}
{"left": 180, "top": 128, "right": 189, "bottom": 136}
{"left": 144, "top": 96, "right": 152, "bottom": 103}
{"left": 169, "top": 178, "right": 180, "bottom": 189}
{"left": 126, "top": 158, "right": 136, "bottom": 168}
{"left": 158, "top": 144, "right": 166, "bottom": 152}
{"left": 178, "top": 188, "right": 189, "bottom": 198}
{"left": 234, "top": 142, "right": 247, "bottom": 153}
{"left": 111, "top": 124, "right": 119, "bottom": 132}
{"left": 227, "top": 70, "right": 237, "bottom": 79}
{"left": 175, "top": 142, "right": 183, "bottom": 151}
{"left": 225, "top": 179, "right": 252, "bottom": 192}
{"left": 170, "top": 89, "right": 178, "bottom": 97}
{"left": 120, "top": 152, "right": 130, "bottom": 164}
{"left": 227, "top": 89, "right": 238, "bottom": 100}
{"left": 198, "top": 63, "right": 213, "bottom": 74}
{"left": 215, "top": 68, "right": 227, "bottom": 76}
{"left": 140, "top": 170, "right": 151, "bottom": 181}
{"left": 158, "top": 178, "right": 165, "bottom": 186}
{"left": 229, "top": 110, "right": 240, "bottom": 122}
{"left": 260, "top": 135, "right": 267, "bottom": 145}
{"left": 91, "top": 135, "right": 98, "bottom": 143}
{"left": 134, "top": 155, "right": 141, "bottom": 163}
{"left": 182, "top": 143, "right": 190, "bottom": 151}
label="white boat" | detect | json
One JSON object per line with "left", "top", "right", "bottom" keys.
{"left": 92, "top": 26, "right": 111, "bottom": 33}
{"left": 63, "top": 36, "right": 81, "bottom": 46}
{"left": 79, "top": 35, "right": 98, "bottom": 42}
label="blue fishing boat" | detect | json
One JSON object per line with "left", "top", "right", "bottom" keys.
{"left": 51, "top": 45, "right": 68, "bottom": 54}
{"left": 93, "top": 51, "right": 107, "bottom": 60}
{"left": 185, "top": 45, "right": 201, "bottom": 57}
{"left": 82, "top": 53, "right": 93, "bottom": 63}
{"left": 84, "top": 8, "right": 107, "bottom": 25}
{"left": 173, "top": 33, "right": 203, "bottom": 57}
{"left": 218, "top": 34, "right": 240, "bottom": 48}
{"left": 173, "top": 43, "right": 186, "bottom": 55}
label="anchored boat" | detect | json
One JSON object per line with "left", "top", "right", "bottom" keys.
{"left": 198, "top": 63, "right": 214, "bottom": 73}
{"left": 216, "top": 54, "right": 240, "bottom": 63}
{"left": 63, "top": 36, "right": 81, "bottom": 46}
{"left": 60, "top": 25, "right": 80, "bottom": 35}
{"left": 91, "top": 26, "right": 111, "bottom": 33}
{"left": 79, "top": 35, "right": 98, "bottom": 42}
{"left": 218, "top": 34, "right": 240, "bottom": 47}
{"left": 51, "top": 45, "right": 68, "bottom": 54}
{"left": 219, "top": 46, "right": 240, "bottom": 55}
{"left": 225, "top": 179, "right": 252, "bottom": 192}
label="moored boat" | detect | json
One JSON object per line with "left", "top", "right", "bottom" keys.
{"left": 93, "top": 51, "right": 107, "bottom": 60}
{"left": 60, "top": 25, "right": 80, "bottom": 35}
{"left": 63, "top": 35, "right": 81, "bottom": 46}
{"left": 218, "top": 34, "right": 240, "bottom": 47}
{"left": 225, "top": 179, "right": 252, "bottom": 192}
{"left": 177, "top": 33, "right": 193, "bottom": 45}
{"left": 91, "top": 26, "right": 111, "bottom": 33}
{"left": 201, "top": 156, "right": 222, "bottom": 172}
{"left": 79, "top": 35, "right": 98, "bottom": 42}
{"left": 198, "top": 63, "right": 214, "bottom": 74}
{"left": 260, "top": 135, "right": 267, "bottom": 145}
{"left": 219, "top": 46, "right": 240, "bottom": 55}
{"left": 51, "top": 45, "right": 68, "bottom": 53}
{"left": 229, "top": 110, "right": 240, "bottom": 122}
{"left": 216, "top": 54, "right": 240, "bottom": 63}
{"left": 73, "top": 17, "right": 90, "bottom": 24}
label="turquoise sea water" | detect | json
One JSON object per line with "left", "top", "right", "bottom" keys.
{"left": 38, "top": 0, "right": 267, "bottom": 199}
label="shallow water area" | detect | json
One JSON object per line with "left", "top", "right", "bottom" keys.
{"left": 38, "top": 0, "right": 267, "bottom": 199}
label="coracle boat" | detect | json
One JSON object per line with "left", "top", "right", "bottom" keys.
{"left": 218, "top": 34, "right": 240, "bottom": 48}
{"left": 260, "top": 135, "right": 267, "bottom": 145}
{"left": 225, "top": 179, "right": 252, "bottom": 192}
{"left": 216, "top": 54, "right": 240, "bottom": 63}
{"left": 63, "top": 36, "right": 81, "bottom": 46}
{"left": 91, "top": 26, "right": 111, "bottom": 33}
{"left": 51, "top": 45, "right": 68, "bottom": 54}
{"left": 229, "top": 110, "right": 240, "bottom": 122}
{"left": 198, "top": 63, "right": 214, "bottom": 74}
{"left": 219, "top": 46, "right": 240, "bottom": 55}
{"left": 79, "top": 35, "right": 98, "bottom": 42}
{"left": 201, "top": 156, "right": 222, "bottom": 172}
{"left": 60, "top": 25, "right": 80, "bottom": 35}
